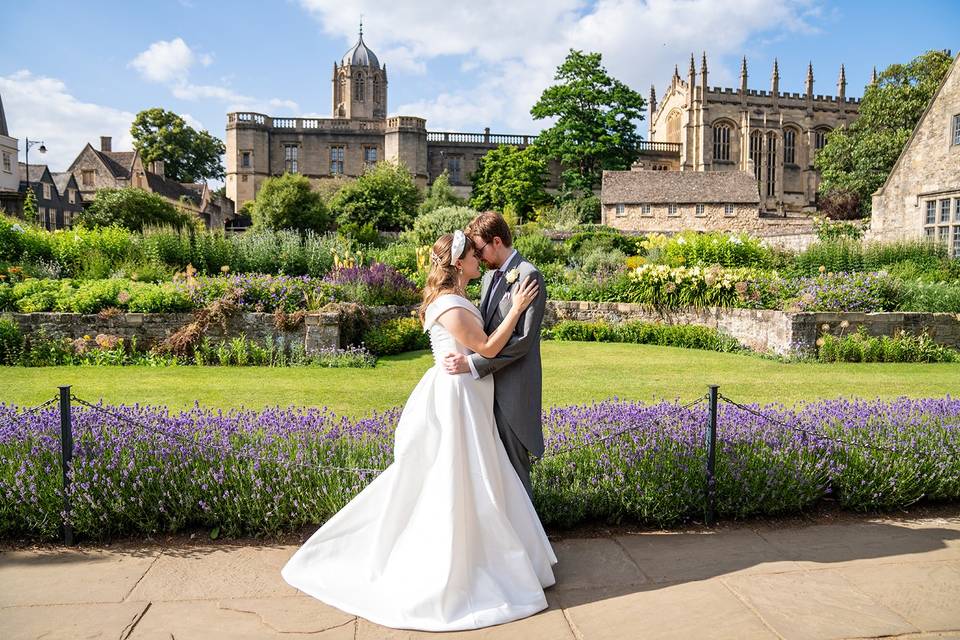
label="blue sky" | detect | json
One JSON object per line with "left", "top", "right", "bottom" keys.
{"left": 2, "top": 0, "right": 957, "bottom": 174}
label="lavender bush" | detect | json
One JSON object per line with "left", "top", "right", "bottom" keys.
{"left": 321, "top": 262, "right": 420, "bottom": 306}
{"left": 1, "top": 396, "right": 957, "bottom": 540}
{"left": 787, "top": 271, "right": 900, "bottom": 312}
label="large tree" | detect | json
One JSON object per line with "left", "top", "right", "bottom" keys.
{"left": 327, "top": 162, "right": 422, "bottom": 231}
{"left": 469, "top": 145, "right": 548, "bottom": 218}
{"left": 815, "top": 50, "right": 953, "bottom": 214}
{"left": 131, "top": 108, "right": 226, "bottom": 183}
{"left": 251, "top": 173, "right": 330, "bottom": 233}
{"left": 531, "top": 49, "right": 646, "bottom": 193}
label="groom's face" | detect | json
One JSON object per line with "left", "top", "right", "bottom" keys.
{"left": 471, "top": 234, "right": 499, "bottom": 270}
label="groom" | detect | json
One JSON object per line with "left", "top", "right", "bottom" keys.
{"left": 443, "top": 212, "right": 546, "bottom": 498}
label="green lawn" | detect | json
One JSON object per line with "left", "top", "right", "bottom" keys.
{"left": 2, "top": 342, "right": 956, "bottom": 417}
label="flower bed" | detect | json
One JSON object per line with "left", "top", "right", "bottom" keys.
{"left": 1, "top": 397, "right": 957, "bottom": 540}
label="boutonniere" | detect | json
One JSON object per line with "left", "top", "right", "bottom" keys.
{"left": 505, "top": 268, "right": 520, "bottom": 284}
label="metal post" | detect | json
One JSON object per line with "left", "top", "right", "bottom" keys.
{"left": 705, "top": 385, "right": 718, "bottom": 527}
{"left": 58, "top": 386, "right": 74, "bottom": 546}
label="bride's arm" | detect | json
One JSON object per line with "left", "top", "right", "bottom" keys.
{"left": 438, "top": 279, "right": 539, "bottom": 359}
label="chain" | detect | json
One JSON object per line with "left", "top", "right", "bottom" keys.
{"left": 0, "top": 396, "right": 60, "bottom": 433}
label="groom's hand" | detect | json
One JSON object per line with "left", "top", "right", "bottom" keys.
{"left": 443, "top": 352, "right": 470, "bottom": 375}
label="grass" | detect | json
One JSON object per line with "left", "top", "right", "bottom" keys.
{"left": 1, "top": 342, "right": 957, "bottom": 417}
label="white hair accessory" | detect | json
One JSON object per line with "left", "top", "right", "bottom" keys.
{"left": 450, "top": 230, "right": 466, "bottom": 265}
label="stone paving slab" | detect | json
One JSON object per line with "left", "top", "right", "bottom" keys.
{"left": 2, "top": 514, "right": 959, "bottom": 639}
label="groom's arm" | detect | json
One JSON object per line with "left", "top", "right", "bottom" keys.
{"left": 466, "top": 269, "right": 546, "bottom": 378}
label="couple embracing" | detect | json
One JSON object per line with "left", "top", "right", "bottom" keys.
{"left": 282, "top": 211, "right": 556, "bottom": 631}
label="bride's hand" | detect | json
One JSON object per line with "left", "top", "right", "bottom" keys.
{"left": 510, "top": 276, "right": 539, "bottom": 313}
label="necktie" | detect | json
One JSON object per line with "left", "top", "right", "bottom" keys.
{"left": 485, "top": 270, "right": 504, "bottom": 315}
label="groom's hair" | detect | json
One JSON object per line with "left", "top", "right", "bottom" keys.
{"left": 466, "top": 211, "right": 512, "bottom": 247}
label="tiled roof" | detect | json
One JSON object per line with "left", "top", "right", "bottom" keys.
{"left": 17, "top": 163, "right": 50, "bottom": 183}
{"left": 145, "top": 172, "right": 201, "bottom": 205}
{"left": 601, "top": 169, "right": 760, "bottom": 204}
{"left": 95, "top": 150, "right": 136, "bottom": 178}
{"left": 51, "top": 172, "right": 76, "bottom": 194}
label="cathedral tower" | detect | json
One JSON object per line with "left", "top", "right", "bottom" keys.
{"left": 333, "top": 23, "right": 388, "bottom": 120}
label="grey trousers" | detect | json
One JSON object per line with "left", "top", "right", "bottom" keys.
{"left": 494, "top": 403, "right": 533, "bottom": 500}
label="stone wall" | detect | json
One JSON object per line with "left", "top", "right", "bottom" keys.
{"left": 6, "top": 303, "right": 959, "bottom": 356}
{"left": 545, "top": 301, "right": 960, "bottom": 354}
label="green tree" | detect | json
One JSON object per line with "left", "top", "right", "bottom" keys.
{"left": 22, "top": 188, "right": 38, "bottom": 223}
{"left": 251, "top": 173, "right": 330, "bottom": 232}
{"left": 419, "top": 171, "right": 465, "bottom": 215}
{"left": 77, "top": 188, "right": 192, "bottom": 231}
{"left": 816, "top": 50, "right": 953, "bottom": 214}
{"left": 131, "top": 108, "right": 226, "bottom": 183}
{"left": 469, "top": 145, "right": 548, "bottom": 218}
{"left": 328, "top": 162, "right": 421, "bottom": 231}
{"left": 531, "top": 49, "right": 646, "bottom": 192}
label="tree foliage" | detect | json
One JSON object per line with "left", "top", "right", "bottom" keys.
{"left": 78, "top": 188, "right": 192, "bottom": 231}
{"left": 469, "top": 145, "right": 548, "bottom": 217}
{"left": 328, "top": 162, "right": 422, "bottom": 231}
{"left": 131, "top": 108, "right": 226, "bottom": 183}
{"left": 419, "top": 171, "right": 465, "bottom": 215}
{"left": 22, "top": 188, "right": 38, "bottom": 222}
{"left": 251, "top": 173, "right": 330, "bottom": 232}
{"left": 815, "top": 50, "right": 953, "bottom": 214}
{"left": 531, "top": 49, "right": 646, "bottom": 192}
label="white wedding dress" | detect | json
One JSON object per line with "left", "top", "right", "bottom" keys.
{"left": 281, "top": 294, "right": 557, "bottom": 631}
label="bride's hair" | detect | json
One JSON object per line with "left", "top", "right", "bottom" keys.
{"left": 419, "top": 232, "right": 474, "bottom": 324}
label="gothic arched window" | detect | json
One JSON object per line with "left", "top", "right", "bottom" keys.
{"left": 666, "top": 110, "right": 682, "bottom": 144}
{"left": 373, "top": 76, "right": 381, "bottom": 104}
{"left": 783, "top": 127, "right": 797, "bottom": 164}
{"left": 713, "top": 123, "right": 731, "bottom": 161}
{"left": 750, "top": 131, "right": 763, "bottom": 182}
{"left": 338, "top": 74, "right": 346, "bottom": 105}
{"left": 355, "top": 72, "right": 364, "bottom": 102}
{"left": 765, "top": 131, "right": 778, "bottom": 197}
{"left": 814, "top": 127, "right": 830, "bottom": 153}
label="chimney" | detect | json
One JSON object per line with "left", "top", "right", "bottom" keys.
{"left": 100, "top": 136, "right": 112, "bottom": 152}
{"left": 151, "top": 159, "right": 165, "bottom": 178}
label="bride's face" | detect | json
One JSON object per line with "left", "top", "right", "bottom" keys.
{"left": 458, "top": 249, "right": 482, "bottom": 281}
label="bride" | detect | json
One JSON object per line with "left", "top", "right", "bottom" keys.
{"left": 282, "top": 230, "right": 557, "bottom": 631}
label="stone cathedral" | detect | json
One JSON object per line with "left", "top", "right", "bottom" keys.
{"left": 642, "top": 54, "right": 865, "bottom": 213}
{"left": 225, "top": 28, "right": 545, "bottom": 209}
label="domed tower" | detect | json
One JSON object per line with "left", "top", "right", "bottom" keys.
{"left": 333, "top": 23, "right": 387, "bottom": 120}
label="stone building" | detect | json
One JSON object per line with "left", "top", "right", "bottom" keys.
{"left": 0, "top": 92, "right": 21, "bottom": 214}
{"left": 67, "top": 137, "right": 234, "bottom": 229}
{"left": 601, "top": 168, "right": 760, "bottom": 232}
{"left": 225, "top": 28, "right": 555, "bottom": 209}
{"left": 641, "top": 53, "right": 864, "bottom": 214}
{"left": 869, "top": 52, "right": 960, "bottom": 257}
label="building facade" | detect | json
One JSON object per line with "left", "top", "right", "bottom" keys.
{"left": 869, "top": 52, "right": 960, "bottom": 257}
{"left": 642, "top": 54, "right": 864, "bottom": 214}
{"left": 19, "top": 164, "right": 65, "bottom": 230}
{"left": 225, "top": 30, "right": 555, "bottom": 209}
{"left": 0, "top": 92, "right": 21, "bottom": 215}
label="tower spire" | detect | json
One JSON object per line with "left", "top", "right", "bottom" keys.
{"left": 359, "top": 15, "right": 363, "bottom": 38}
{"left": 870, "top": 65, "right": 878, "bottom": 85}
{"left": 837, "top": 63, "right": 847, "bottom": 100}
{"left": 805, "top": 61, "right": 814, "bottom": 96}
{"left": 771, "top": 58, "right": 779, "bottom": 96}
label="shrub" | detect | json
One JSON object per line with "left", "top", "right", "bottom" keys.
{"left": 251, "top": 173, "right": 331, "bottom": 233}
{"left": 788, "top": 272, "right": 899, "bottom": 312}
{"left": 322, "top": 263, "right": 420, "bottom": 306}
{"left": 361, "top": 316, "right": 430, "bottom": 355}
{"left": 513, "top": 232, "right": 566, "bottom": 265}
{"left": 567, "top": 230, "right": 640, "bottom": 258}
{"left": 78, "top": 188, "right": 192, "bottom": 232}
{"left": 818, "top": 327, "right": 959, "bottom": 363}
{"left": 576, "top": 247, "right": 626, "bottom": 277}
{"left": 328, "top": 162, "right": 422, "bottom": 231}
{"left": 367, "top": 242, "right": 420, "bottom": 278}
{"left": 546, "top": 319, "right": 743, "bottom": 352}
{"left": 660, "top": 232, "right": 773, "bottom": 269}
{"left": 337, "top": 221, "right": 381, "bottom": 247}
{"left": 404, "top": 205, "right": 477, "bottom": 247}
{"left": 419, "top": 172, "right": 466, "bottom": 215}
{"left": 623, "top": 265, "right": 779, "bottom": 309}
{"left": 126, "top": 284, "right": 193, "bottom": 313}
{"left": 817, "top": 189, "right": 863, "bottom": 221}
{"left": 792, "top": 238, "right": 948, "bottom": 276}
{"left": 0, "top": 318, "right": 23, "bottom": 365}
{"left": 0, "top": 217, "right": 27, "bottom": 262}
{"left": 897, "top": 281, "right": 960, "bottom": 313}
{"left": 65, "top": 279, "right": 126, "bottom": 313}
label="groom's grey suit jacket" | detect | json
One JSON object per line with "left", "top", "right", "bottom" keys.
{"left": 470, "top": 251, "right": 547, "bottom": 458}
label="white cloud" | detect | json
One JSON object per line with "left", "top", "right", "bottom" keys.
{"left": 301, "top": 0, "right": 825, "bottom": 133}
{"left": 131, "top": 38, "right": 298, "bottom": 114}
{"left": 0, "top": 70, "right": 135, "bottom": 172}
{"left": 129, "top": 37, "right": 199, "bottom": 84}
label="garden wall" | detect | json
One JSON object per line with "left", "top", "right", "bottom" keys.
{"left": 6, "top": 303, "right": 960, "bottom": 356}
{"left": 545, "top": 301, "right": 960, "bottom": 354}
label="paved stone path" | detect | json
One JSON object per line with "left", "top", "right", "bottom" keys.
{"left": 3, "top": 514, "right": 960, "bottom": 639}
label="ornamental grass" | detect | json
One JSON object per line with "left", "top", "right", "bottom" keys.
{"left": 1, "top": 396, "right": 957, "bottom": 541}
